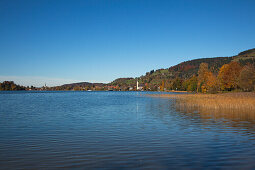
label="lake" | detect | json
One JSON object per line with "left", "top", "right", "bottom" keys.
{"left": 1, "top": 91, "right": 255, "bottom": 169}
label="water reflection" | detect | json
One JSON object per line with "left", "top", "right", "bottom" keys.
{"left": 145, "top": 96, "right": 255, "bottom": 134}
{"left": 174, "top": 100, "right": 255, "bottom": 132}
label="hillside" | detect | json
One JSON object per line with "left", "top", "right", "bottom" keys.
{"left": 237, "top": 48, "right": 255, "bottom": 56}
{"left": 50, "top": 48, "right": 255, "bottom": 91}
{"left": 233, "top": 48, "right": 255, "bottom": 64}
{"left": 50, "top": 82, "right": 106, "bottom": 91}
{"left": 109, "top": 48, "right": 255, "bottom": 90}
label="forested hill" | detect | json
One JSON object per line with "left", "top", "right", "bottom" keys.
{"left": 237, "top": 48, "right": 255, "bottom": 56}
{"left": 108, "top": 56, "right": 233, "bottom": 90}
{"left": 109, "top": 48, "right": 255, "bottom": 90}
{"left": 51, "top": 82, "right": 106, "bottom": 91}
{"left": 143, "top": 48, "right": 255, "bottom": 80}
{"left": 0, "top": 81, "right": 26, "bottom": 91}
{"left": 49, "top": 48, "right": 255, "bottom": 91}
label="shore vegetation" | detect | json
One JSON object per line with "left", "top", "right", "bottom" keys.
{"left": 149, "top": 92, "right": 255, "bottom": 114}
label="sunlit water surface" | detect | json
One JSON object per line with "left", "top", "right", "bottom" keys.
{"left": 1, "top": 91, "right": 255, "bottom": 169}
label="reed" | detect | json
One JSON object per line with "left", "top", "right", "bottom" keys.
{"left": 148, "top": 92, "right": 255, "bottom": 113}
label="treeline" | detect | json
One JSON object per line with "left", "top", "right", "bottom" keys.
{"left": 50, "top": 85, "right": 107, "bottom": 91}
{"left": 49, "top": 82, "right": 107, "bottom": 91}
{"left": 0, "top": 81, "right": 26, "bottom": 91}
{"left": 159, "top": 62, "right": 255, "bottom": 93}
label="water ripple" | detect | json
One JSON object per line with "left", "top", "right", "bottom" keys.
{"left": 1, "top": 91, "right": 255, "bottom": 169}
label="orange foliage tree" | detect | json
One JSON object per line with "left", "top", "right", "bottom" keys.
{"left": 203, "top": 72, "right": 218, "bottom": 93}
{"left": 217, "top": 62, "right": 242, "bottom": 91}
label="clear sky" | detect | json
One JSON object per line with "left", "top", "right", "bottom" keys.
{"left": 0, "top": 0, "right": 255, "bottom": 87}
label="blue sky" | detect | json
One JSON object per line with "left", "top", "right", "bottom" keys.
{"left": 0, "top": 0, "right": 255, "bottom": 87}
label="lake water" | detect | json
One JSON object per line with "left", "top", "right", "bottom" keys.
{"left": 1, "top": 91, "right": 255, "bottom": 169}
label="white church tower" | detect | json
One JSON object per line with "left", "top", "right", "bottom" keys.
{"left": 137, "top": 79, "right": 139, "bottom": 91}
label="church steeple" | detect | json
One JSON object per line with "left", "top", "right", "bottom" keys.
{"left": 137, "top": 79, "right": 139, "bottom": 91}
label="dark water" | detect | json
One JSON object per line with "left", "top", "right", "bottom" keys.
{"left": 1, "top": 91, "right": 255, "bottom": 169}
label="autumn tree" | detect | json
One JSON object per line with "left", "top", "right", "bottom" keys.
{"left": 203, "top": 72, "right": 218, "bottom": 93}
{"left": 218, "top": 62, "right": 242, "bottom": 91}
{"left": 73, "top": 86, "right": 81, "bottom": 91}
{"left": 11, "top": 83, "right": 17, "bottom": 90}
{"left": 238, "top": 64, "right": 255, "bottom": 91}
{"left": 197, "top": 63, "right": 209, "bottom": 92}
{"left": 0, "top": 81, "right": 25, "bottom": 91}
{"left": 160, "top": 80, "right": 165, "bottom": 91}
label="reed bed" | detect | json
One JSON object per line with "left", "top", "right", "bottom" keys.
{"left": 148, "top": 92, "right": 255, "bottom": 114}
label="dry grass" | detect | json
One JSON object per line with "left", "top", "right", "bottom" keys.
{"left": 166, "top": 90, "right": 188, "bottom": 93}
{"left": 148, "top": 92, "right": 255, "bottom": 114}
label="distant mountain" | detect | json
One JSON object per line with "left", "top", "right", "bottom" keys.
{"left": 51, "top": 82, "right": 106, "bottom": 91}
{"left": 61, "top": 82, "right": 105, "bottom": 88}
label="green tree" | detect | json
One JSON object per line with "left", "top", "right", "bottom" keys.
{"left": 172, "top": 77, "right": 183, "bottom": 91}
{"left": 185, "top": 75, "right": 198, "bottom": 92}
